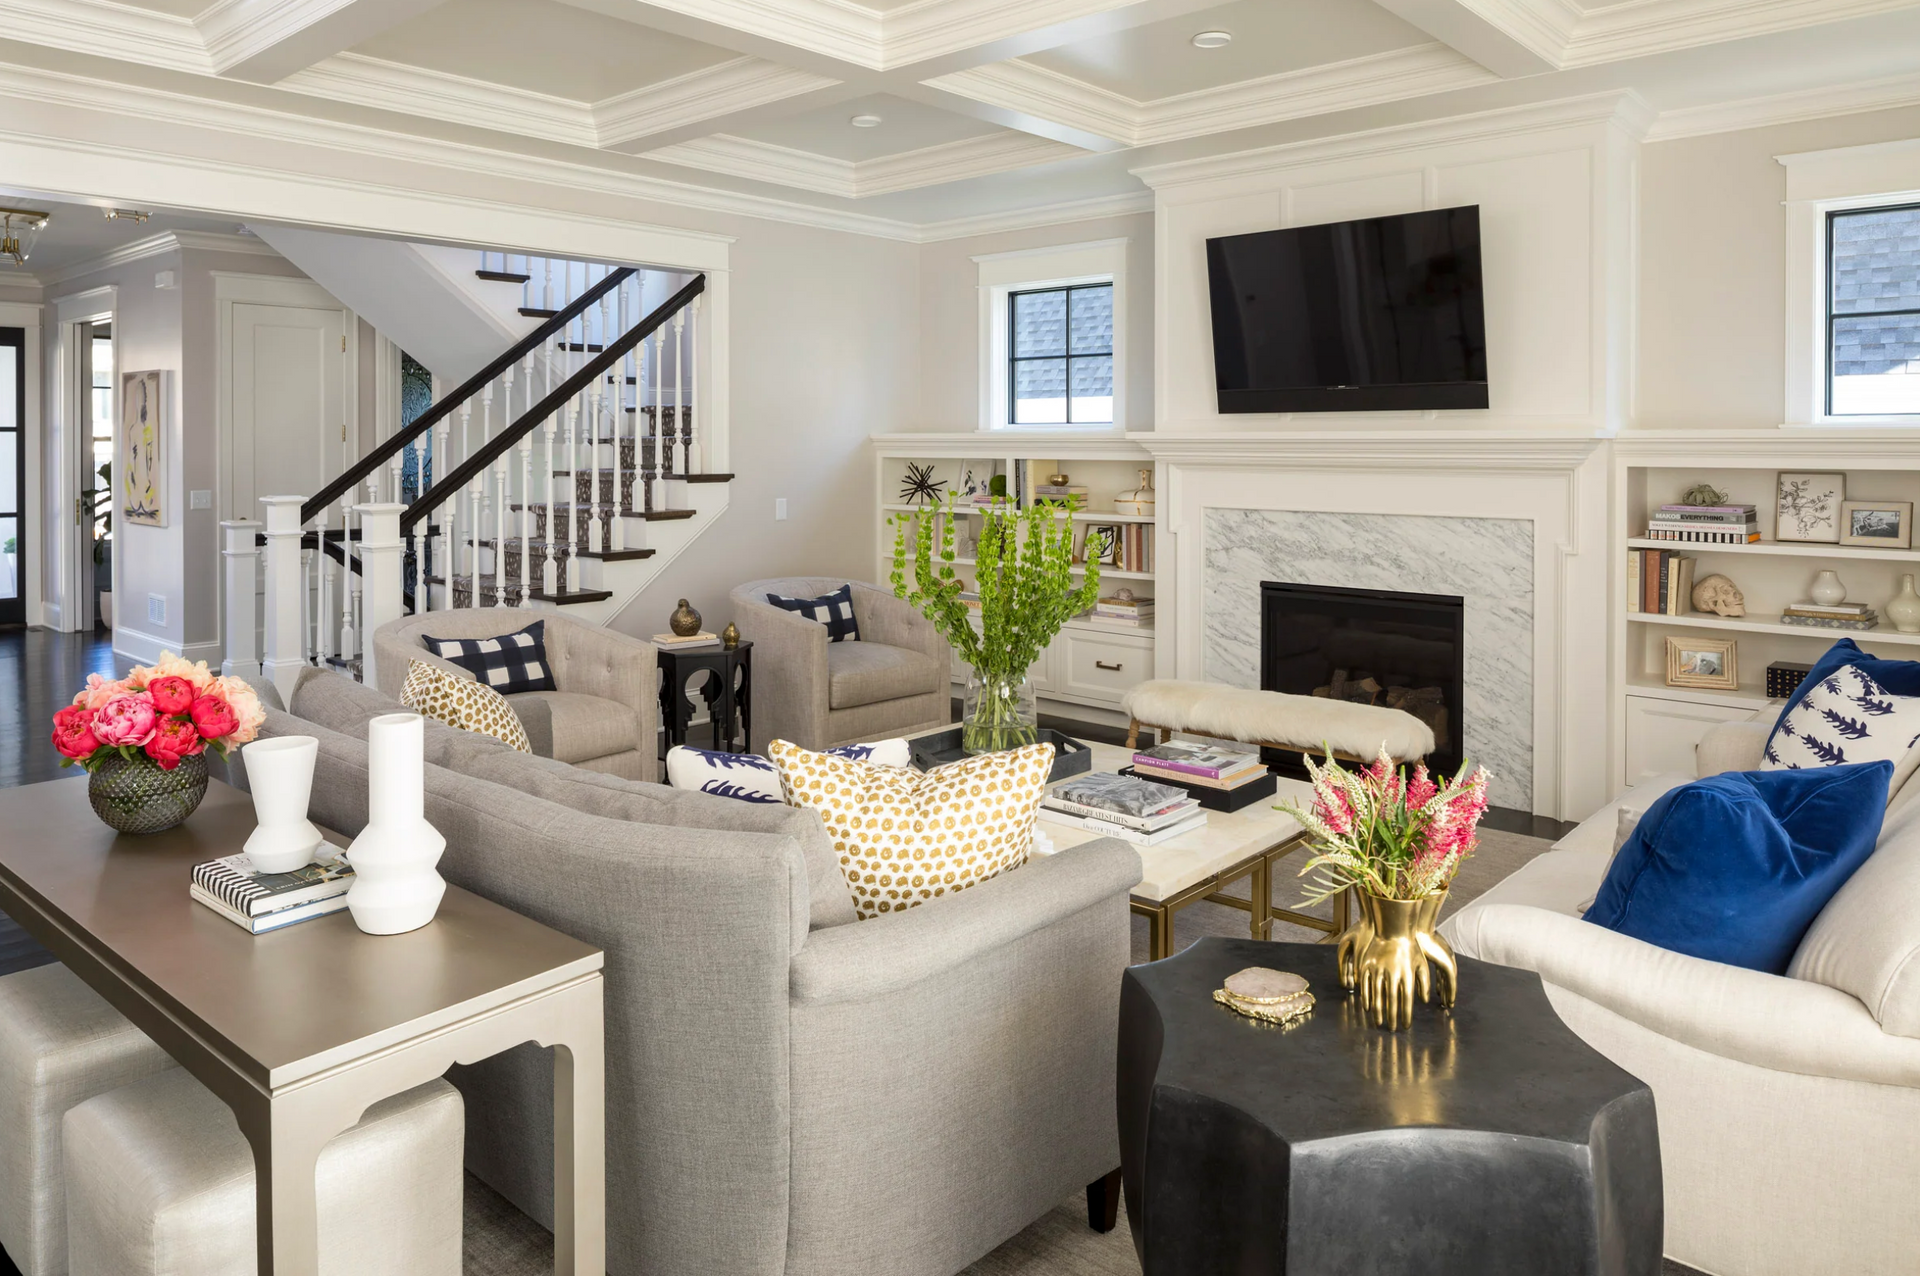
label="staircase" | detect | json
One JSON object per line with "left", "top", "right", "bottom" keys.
{"left": 220, "top": 247, "right": 727, "bottom": 698}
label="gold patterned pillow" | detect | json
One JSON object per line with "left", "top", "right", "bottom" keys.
{"left": 770, "top": 738, "right": 1053, "bottom": 919}
{"left": 400, "top": 659, "right": 533, "bottom": 753}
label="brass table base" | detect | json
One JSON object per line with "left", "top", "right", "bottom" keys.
{"left": 1130, "top": 832, "right": 1351, "bottom": 961}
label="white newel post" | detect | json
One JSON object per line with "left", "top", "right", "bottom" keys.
{"left": 356, "top": 503, "right": 406, "bottom": 691}
{"left": 260, "top": 496, "right": 308, "bottom": 705}
{"left": 221, "top": 519, "right": 263, "bottom": 680}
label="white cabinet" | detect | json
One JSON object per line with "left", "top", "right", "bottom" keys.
{"left": 1623, "top": 694, "right": 1759, "bottom": 787}
{"left": 1058, "top": 628, "right": 1152, "bottom": 703}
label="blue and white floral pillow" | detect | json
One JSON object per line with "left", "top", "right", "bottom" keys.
{"left": 666, "top": 739, "right": 911, "bottom": 803}
{"left": 1763, "top": 664, "right": 1920, "bottom": 772}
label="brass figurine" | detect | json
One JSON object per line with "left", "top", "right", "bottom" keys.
{"left": 1335, "top": 890, "right": 1458, "bottom": 1031}
{"left": 721, "top": 621, "right": 740, "bottom": 650}
{"left": 669, "top": 599, "right": 702, "bottom": 637}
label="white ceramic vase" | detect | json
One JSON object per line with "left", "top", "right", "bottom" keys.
{"left": 240, "top": 736, "right": 324, "bottom": 873}
{"left": 1810, "top": 570, "right": 1848, "bottom": 606}
{"left": 1888, "top": 574, "right": 1920, "bottom": 635}
{"left": 346, "top": 713, "right": 447, "bottom": 936}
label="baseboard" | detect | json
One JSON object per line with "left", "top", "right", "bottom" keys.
{"left": 111, "top": 625, "right": 220, "bottom": 669}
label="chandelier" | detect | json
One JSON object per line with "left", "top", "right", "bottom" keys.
{"left": 0, "top": 208, "right": 49, "bottom": 266}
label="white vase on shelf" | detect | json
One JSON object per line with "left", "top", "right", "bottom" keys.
{"left": 1888, "top": 575, "right": 1920, "bottom": 635}
{"left": 240, "top": 736, "right": 323, "bottom": 873}
{"left": 346, "top": 713, "right": 446, "bottom": 936}
{"left": 1809, "top": 570, "right": 1847, "bottom": 606}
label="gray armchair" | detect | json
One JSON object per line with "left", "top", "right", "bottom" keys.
{"left": 731, "top": 578, "right": 951, "bottom": 751}
{"left": 373, "top": 608, "right": 659, "bottom": 782}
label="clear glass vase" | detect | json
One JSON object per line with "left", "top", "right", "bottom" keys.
{"left": 961, "top": 670, "right": 1039, "bottom": 755}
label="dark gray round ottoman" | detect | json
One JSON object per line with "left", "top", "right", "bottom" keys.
{"left": 1118, "top": 938, "right": 1662, "bottom": 1275}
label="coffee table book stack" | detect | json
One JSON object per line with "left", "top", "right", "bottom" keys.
{"left": 1123, "top": 741, "right": 1277, "bottom": 812}
{"left": 190, "top": 852, "right": 356, "bottom": 934}
{"left": 1041, "top": 773, "right": 1207, "bottom": 846}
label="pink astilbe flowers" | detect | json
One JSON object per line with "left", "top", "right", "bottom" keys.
{"left": 50, "top": 652, "right": 263, "bottom": 773}
{"left": 1278, "top": 745, "right": 1492, "bottom": 904}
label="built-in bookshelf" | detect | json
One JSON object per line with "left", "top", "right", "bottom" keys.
{"left": 1613, "top": 441, "right": 1920, "bottom": 788}
{"left": 871, "top": 434, "right": 1158, "bottom": 722}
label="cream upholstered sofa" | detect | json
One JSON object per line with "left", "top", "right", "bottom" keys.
{"left": 1441, "top": 719, "right": 1920, "bottom": 1276}
{"left": 373, "top": 608, "right": 658, "bottom": 782}
{"left": 729, "top": 577, "right": 950, "bottom": 751}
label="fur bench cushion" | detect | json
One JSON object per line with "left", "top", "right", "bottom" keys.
{"left": 1122, "top": 679, "right": 1434, "bottom": 762}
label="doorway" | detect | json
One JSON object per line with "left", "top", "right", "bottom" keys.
{"left": 80, "top": 322, "right": 112, "bottom": 633}
{"left": 0, "top": 329, "right": 22, "bottom": 627}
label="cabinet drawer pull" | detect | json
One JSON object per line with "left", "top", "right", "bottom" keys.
{"left": 1095, "top": 659, "right": 1124, "bottom": 671}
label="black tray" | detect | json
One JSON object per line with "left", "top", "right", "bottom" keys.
{"left": 1119, "top": 766, "right": 1278, "bottom": 813}
{"left": 911, "top": 728, "right": 1093, "bottom": 784}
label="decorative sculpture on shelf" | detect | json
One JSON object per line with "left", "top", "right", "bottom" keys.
{"left": 898, "top": 462, "right": 946, "bottom": 506}
{"left": 1691, "top": 574, "right": 1746, "bottom": 617}
{"left": 721, "top": 621, "right": 741, "bottom": 650}
{"left": 1680, "top": 483, "right": 1729, "bottom": 507}
{"left": 669, "top": 599, "right": 702, "bottom": 637}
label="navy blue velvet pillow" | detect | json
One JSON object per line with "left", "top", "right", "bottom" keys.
{"left": 1775, "top": 639, "right": 1920, "bottom": 731}
{"left": 1584, "top": 761, "right": 1892, "bottom": 973}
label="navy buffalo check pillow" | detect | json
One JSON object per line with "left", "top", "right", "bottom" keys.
{"left": 420, "top": 620, "right": 556, "bottom": 694}
{"left": 766, "top": 583, "right": 861, "bottom": 642}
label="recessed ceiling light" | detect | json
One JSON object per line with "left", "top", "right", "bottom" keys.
{"left": 1191, "top": 29, "right": 1232, "bottom": 49}
{"left": 850, "top": 113, "right": 883, "bottom": 128}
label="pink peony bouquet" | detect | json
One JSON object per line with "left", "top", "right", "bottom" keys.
{"left": 51, "top": 653, "right": 265, "bottom": 773}
{"left": 1277, "top": 746, "right": 1491, "bottom": 904}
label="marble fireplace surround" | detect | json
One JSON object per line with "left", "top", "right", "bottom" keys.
{"left": 1136, "top": 433, "right": 1612, "bottom": 821}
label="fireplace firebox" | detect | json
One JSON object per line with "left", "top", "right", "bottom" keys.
{"left": 1259, "top": 581, "right": 1466, "bottom": 780}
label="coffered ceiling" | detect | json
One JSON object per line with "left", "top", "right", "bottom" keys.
{"left": 1, "top": 0, "right": 1918, "bottom": 238}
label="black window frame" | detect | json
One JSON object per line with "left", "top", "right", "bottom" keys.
{"left": 0, "top": 328, "right": 22, "bottom": 626}
{"left": 1826, "top": 201, "right": 1920, "bottom": 418}
{"left": 1006, "top": 282, "right": 1114, "bottom": 427}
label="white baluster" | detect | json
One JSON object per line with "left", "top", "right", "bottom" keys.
{"left": 564, "top": 394, "right": 580, "bottom": 593}
{"left": 519, "top": 433, "right": 534, "bottom": 606}
{"left": 493, "top": 457, "right": 509, "bottom": 606}
{"left": 588, "top": 379, "right": 606, "bottom": 556}
{"left": 673, "top": 308, "right": 686, "bottom": 482}
{"left": 314, "top": 509, "right": 333, "bottom": 665}
{"left": 686, "top": 295, "right": 702, "bottom": 475}
{"left": 542, "top": 411, "right": 559, "bottom": 597}
{"left": 544, "top": 257, "right": 553, "bottom": 311}
{"left": 652, "top": 324, "right": 669, "bottom": 498}
{"left": 467, "top": 482, "right": 482, "bottom": 609}
{"left": 260, "top": 496, "right": 306, "bottom": 704}
{"left": 221, "top": 518, "right": 263, "bottom": 681}
{"left": 356, "top": 502, "right": 405, "bottom": 691}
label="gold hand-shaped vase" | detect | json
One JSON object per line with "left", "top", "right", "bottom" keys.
{"left": 1334, "top": 889, "right": 1458, "bottom": 1031}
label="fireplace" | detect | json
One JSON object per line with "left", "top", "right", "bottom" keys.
{"left": 1259, "top": 581, "right": 1466, "bottom": 780}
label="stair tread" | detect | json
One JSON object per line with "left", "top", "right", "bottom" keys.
{"left": 683, "top": 473, "right": 733, "bottom": 483}
{"left": 577, "top": 548, "right": 656, "bottom": 561}
{"left": 529, "top": 588, "right": 614, "bottom": 605}
{"left": 519, "top": 307, "right": 558, "bottom": 318}
{"left": 475, "top": 270, "right": 530, "bottom": 283}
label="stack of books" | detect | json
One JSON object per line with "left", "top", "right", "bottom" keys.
{"left": 654, "top": 630, "right": 720, "bottom": 650}
{"left": 1627, "top": 549, "right": 1696, "bottom": 615}
{"left": 1086, "top": 594, "right": 1153, "bottom": 629}
{"left": 1131, "top": 742, "right": 1266, "bottom": 790}
{"left": 1032, "top": 482, "right": 1088, "bottom": 503}
{"left": 1781, "top": 601, "right": 1879, "bottom": 631}
{"left": 1041, "top": 773, "right": 1205, "bottom": 845}
{"left": 1643, "top": 503, "right": 1761, "bottom": 544}
{"left": 191, "top": 852, "right": 355, "bottom": 934}
{"left": 1112, "top": 525, "right": 1153, "bottom": 573}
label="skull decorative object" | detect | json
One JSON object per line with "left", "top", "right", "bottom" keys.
{"left": 1691, "top": 573, "right": 1746, "bottom": 617}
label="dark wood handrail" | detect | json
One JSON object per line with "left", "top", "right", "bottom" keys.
{"left": 401, "top": 274, "right": 705, "bottom": 534}
{"left": 300, "top": 265, "right": 636, "bottom": 524}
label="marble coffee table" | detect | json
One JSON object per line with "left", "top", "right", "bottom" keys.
{"left": 1036, "top": 743, "right": 1341, "bottom": 960}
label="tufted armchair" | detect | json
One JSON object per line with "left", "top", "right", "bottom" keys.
{"left": 373, "top": 608, "right": 659, "bottom": 781}
{"left": 729, "top": 578, "right": 951, "bottom": 752}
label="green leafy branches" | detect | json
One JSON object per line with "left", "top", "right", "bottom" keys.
{"left": 890, "top": 494, "right": 1101, "bottom": 682}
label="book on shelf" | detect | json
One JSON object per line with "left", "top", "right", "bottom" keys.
{"left": 1033, "top": 484, "right": 1088, "bottom": 497}
{"left": 1132, "top": 741, "right": 1261, "bottom": 778}
{"left": 1131, "top": 761, "right": 1269, "bottom": 790}
{"left": 1779, "top": 612, "right": 1879, "bottom": 631}
{"left": 1040, "top": 793, "right": 1199, "bottom": 833}
{"left": 1096, "top": 593, "right": 1153, "bottom": 614}
{"left": 1036, "top": 807, "right": 1208, "bottom": 846}
{"left": 1080, "top": 615, "right": 1153, "bottom": 630}
{"left": 1628, "top": 549, "right": 1695, "bottom": 616}
{"left": 1050, "top": 771, "right": 1189, "bottom": 819}
{"left": 1643, "top": 523, "right": 1762, "bottom": 544}
{"left": 654, "top": 631, "right": 720, "bottom": 648}
{"left": 1657, "top": 503, "right": 1758, "bottom": 517}
{"left": 190, "top": 883, "right": 351, "bottom": 934}
{"left": 191, "top": 851, "right": 353, "bottom": 917}
{"left": 1784, "top": 600, "right": 1872, "bottom": 617}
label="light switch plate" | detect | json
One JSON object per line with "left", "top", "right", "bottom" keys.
{"left": 189, "top": 489, "right": 212, "bottom": 510}
{"left": 775, "top": 498, "right": 788, "bottom": 521}
{"left": 147, "top": 594, "right": 166, "bottom": 625}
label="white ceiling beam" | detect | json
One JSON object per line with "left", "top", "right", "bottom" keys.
{"left": 1368, "top": 0, "right": 1569, "bottom": 77}
{"left": 197, "top": 0, "right": 446, "bottom": 82}
{"left": 595, "top": 61, "right": 855, "bottom": 152}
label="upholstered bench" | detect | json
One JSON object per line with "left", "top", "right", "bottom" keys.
{"left": 1122, "top": 678, "right": 1435, "bottom": 764}
{"left": 0, "top": 964, "right": 177, "bottom": 1276}
{"left": 63, "top": 1070, "right": 465, "bottom": 1276}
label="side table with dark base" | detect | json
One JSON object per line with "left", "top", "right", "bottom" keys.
{"left": 657, "top": 640, "right": 752, "bottom": 755}
{"left": 1119, "top": 938, "right": 1663, "bottom": 1276}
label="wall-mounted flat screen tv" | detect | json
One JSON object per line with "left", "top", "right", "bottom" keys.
{"left": 1206, "top": 205, "right": 1488, "bottom": 413}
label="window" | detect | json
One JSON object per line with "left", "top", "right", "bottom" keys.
{"left": 1008, "top": 284, "right": 1113, "bottom": 426}
{"left": 1827, "top": 204, "right": 1920, "bottom": 417}
{"left": 976, "top": 238, "right": 1127, "bottom": 431}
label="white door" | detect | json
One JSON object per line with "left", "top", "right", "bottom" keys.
{"left": 228, "top": 302, "right": 347, "bottom": 517}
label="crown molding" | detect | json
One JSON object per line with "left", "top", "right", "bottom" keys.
{"left": 0, "top": 0, "right": 208, "bottom": 73}
{"left": 1466, "top": 0, "right": 1581, "bottom": 66}
{"left": 1646, "top": 69, "right": 1920, "bottom": 141}
{"left": 281, "top": 52, "right": 599, "bottom": 147}
{"left": 653, "top": 128, "right": 1077, "bottom": 197}
{"left": 1131, "top": 90, "right": 1654, "bottom": 191}
{"left": 197, "top": 0, "right": 329, "bottom": 76}
{"left": 933, "top": 43, "right": 1498, "bottom": 149}
{"left": 1130, "top": 429, "right": 1606, "bottom": 470}
{"left": 594, "top": 57, "right": 840, "bottom": 148}
{"left": 1562, "top": 0, "right": 1920, "bottom": 69}
{"left": 41, "top": 228, "right": 279, "bottom": 286}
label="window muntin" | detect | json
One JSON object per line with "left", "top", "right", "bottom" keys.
{"left": 1828, "top": 204, "right": 1920, "bottom": 416}
{"left": 1008, "top": 283, "right": 1112, "bottom": 426}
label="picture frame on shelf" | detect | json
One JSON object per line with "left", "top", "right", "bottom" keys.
{"left": 1081, "top": 523, "right": 1122, "bottom": 567}
{"left": 1665, "top": 635, "right": 1739, "bottom": 691}
{"left": 1775, "top": 471, "right": 1845, "bottom": 544}
{"left": 1838, "top": 499, "right": 1913, "bottom": 549}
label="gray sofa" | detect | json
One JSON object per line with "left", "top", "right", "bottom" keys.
{"left": 730, "top": 578, "right": 951, "bottom": 751}
{"left": 373, "top": 609, "right": 660, "bottom": 782}
{"left": 249, "top": 669, "right": 1141, "bottom": 1276}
